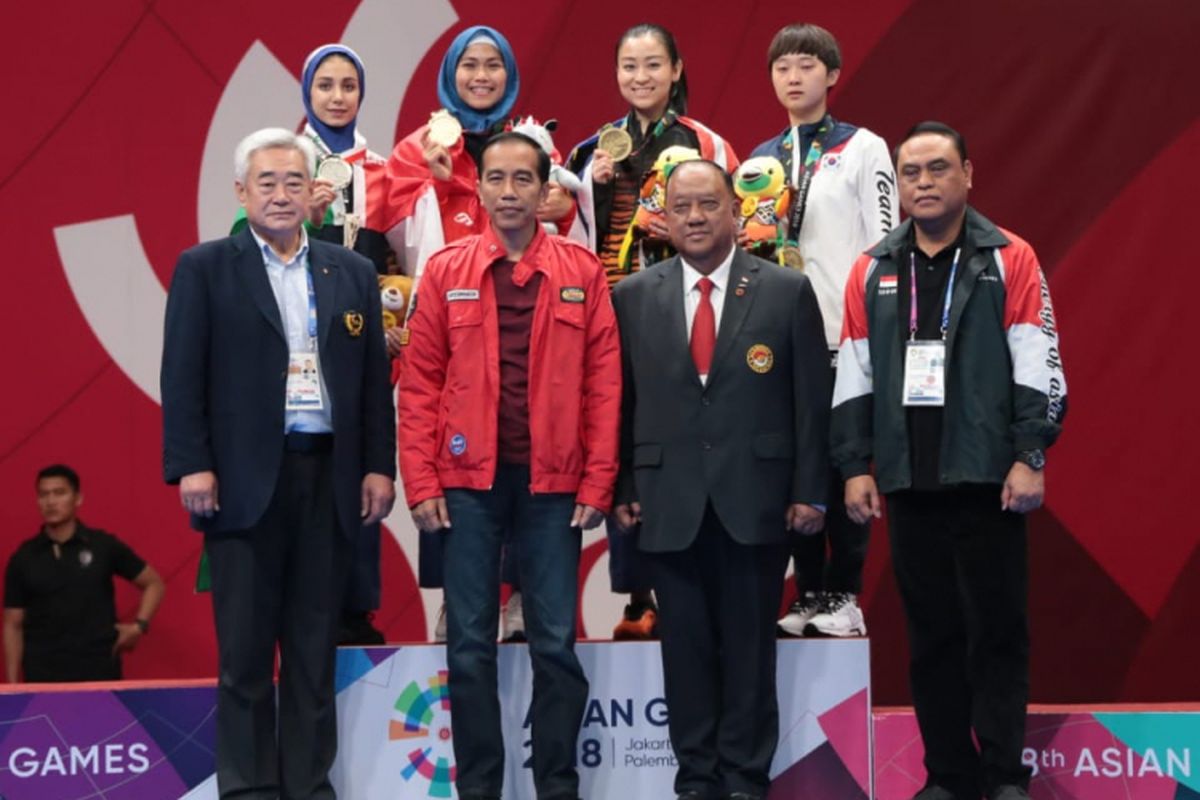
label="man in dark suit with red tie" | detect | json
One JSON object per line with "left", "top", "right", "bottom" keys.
{"left": 611, "top": 159, "right": 831, "bottom": 800}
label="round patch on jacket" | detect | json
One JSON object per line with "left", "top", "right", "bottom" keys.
{"left": 448, "top": 434, "right": 467, "bottom": 456}
{"left": 746, "top": 344, "right": 774, "bottom": 374}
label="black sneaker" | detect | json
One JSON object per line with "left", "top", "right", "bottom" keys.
{"left": 777, "top": 592, "right": 822, "bottom": 637}
{"left": 804, "top": 591, "right": 867, "bottom": 637}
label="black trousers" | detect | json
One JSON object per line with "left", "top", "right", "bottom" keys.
{"left": 887, "top": 486, "right": 1032, "bottom": 798}
{"left": 648, "top": 504, "right": 789, "bottom": 799}
{"left": 342, "top": 523, "right": 380, "bottom": 614}
{"left": 793, "top": 364, "right": 870, "bottom": 596}
{"left": 206, "top": 446, "right": 351, "bottom": 800}
{"left": 791, "top": 471, "right": 870, "bottom": 594}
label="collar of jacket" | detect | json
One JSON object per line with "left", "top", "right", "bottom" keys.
{"left": 868, "top": 205, "right": 1010, "bottom": 261}
{"left": 477, "top": 219, "right": 552, "bottom": 285}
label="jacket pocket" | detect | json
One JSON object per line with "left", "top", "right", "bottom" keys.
{"left": 447, "top": 301, "right": 482, "bottom": 353}
{"left": 448, "top": 301, "right": 483, "bottom": 328}
{"left": 752, "top": 433, "right": 793, "bottom": 460}
{"left": 553, "top": 304, "right": 586, "bottom": 329}
{"left": 633, "top": 443, "right": 663, "bottom": 468}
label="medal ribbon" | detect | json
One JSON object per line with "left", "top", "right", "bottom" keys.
{"left": 784, "top": 114, "right": 836, "bottom": 245}
{"left": 908, "top": 248, "right": 961, "bottom": 341}
{"left": 624, "top": 109, "right": 680, "bottom": 161}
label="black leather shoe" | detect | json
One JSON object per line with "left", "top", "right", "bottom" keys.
{"left": 676, "top": 792, "right": 706, "bottom": 800}
{"left": 726, "top": 793, "right": 763, "bottom": 800}
{"left": 338, "top": 611, "right": 386, "bottom": 645}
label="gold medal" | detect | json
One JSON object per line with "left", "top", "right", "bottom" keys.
{"left": 597, "top": 126, "right": 633, "bottom": 161}
{"left": 746, "top": 344, "right": 774, "bottom": 374}
{"left": 316, "top": 155, "right": 353, "bottom": 191}
{"left": 428, "top": 109, "right": 463, "bottom": 148}
{"left": 779, "top": 245, "right": 805, "bottom": 271}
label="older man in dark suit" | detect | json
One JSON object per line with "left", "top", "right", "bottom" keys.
{"left": 611, "top": 159, "right": 831, "bottom": 800}
{"left": 161, "top": 127, "right": 395, "bottom": 800}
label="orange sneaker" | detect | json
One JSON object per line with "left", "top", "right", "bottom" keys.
{"left": 612, "top": 602, "right": 658, "bottom": 640}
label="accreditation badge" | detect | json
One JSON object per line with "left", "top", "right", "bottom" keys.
{"left": 902, "top": 340, "right": 946, "bottom": 406}
{"left": 286, "top": 351, "right": 325, "bottom": 410}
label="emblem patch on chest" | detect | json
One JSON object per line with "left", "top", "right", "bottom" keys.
{"left": 746, "top": 344, "right": 774, "bottom": 374}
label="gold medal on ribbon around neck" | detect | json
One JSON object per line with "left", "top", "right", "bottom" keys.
{"left": 597, "top": 126, "right": 633, "bottom": 161}
{"left": 428, "top": 109, "right": 463, "bottom": 148}
{"left": 316, "top": 155, "right": 353, "bottom": 191}
{"left": 779, "top": 245, "right": 805, "bottom": 271}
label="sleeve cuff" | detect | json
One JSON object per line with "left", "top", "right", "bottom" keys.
{"left": 838, "top": 460, "right": 872, "bottom": 481}
{"left": 1012, "top": 435, "right": 1047, "bottom": 453}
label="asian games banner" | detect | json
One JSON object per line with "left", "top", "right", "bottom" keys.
{"left": 875, "top": 708, "right": 1200, "bottom": 800}
{"left": 0, "top": 684, "right": 216, "bottom": 800}
{"left": 12, "top": 639, "right": 862, "bottom": 799}
{"left": 328, "top": 639, "right": 871, "bottom": 799}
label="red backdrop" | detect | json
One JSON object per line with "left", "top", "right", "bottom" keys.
{"left": 1, "top": 0, "right": 1196, "bottom": 704}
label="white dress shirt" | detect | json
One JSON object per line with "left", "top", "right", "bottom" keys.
{"left": 250, "top": 227, "right": 333, "bottom": 433}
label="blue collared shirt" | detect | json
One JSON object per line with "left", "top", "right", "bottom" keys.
{"left": 250, "top": 227, "right": 333, "bottom": 433}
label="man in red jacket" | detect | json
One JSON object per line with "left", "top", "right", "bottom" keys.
{"left": 397, "top": 131, "right": 621, "bottom": 800}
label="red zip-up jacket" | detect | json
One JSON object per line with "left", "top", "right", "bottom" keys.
{"left": 397, "top": 223, "right": 621, "bottom": 512}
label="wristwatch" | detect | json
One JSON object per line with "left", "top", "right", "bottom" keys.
{"left": 1015, "top": 449, "right": 1045, "bottom": 471}
{"left": 135, "top": 618, "right": 150, "bottom": 634}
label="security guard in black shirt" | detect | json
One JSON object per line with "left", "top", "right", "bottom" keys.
{"left": 3, "top": 465, "right": 164, "bottom": 682}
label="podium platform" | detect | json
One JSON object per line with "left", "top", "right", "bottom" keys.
{"left": 0, "top": 640, "right": 871, "bottom": 800}
{"left": 2, "top": 645, "right": 1196, "bottom": 799}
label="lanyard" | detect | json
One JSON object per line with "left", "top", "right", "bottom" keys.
{"left": 785, "top": 115, "right": 835, "bottom": 242}
{"left": 305, "top": 266, "right": 318, "bottom": 346}
{"left": 908, "top": 248, "right": 960, "bottom": 341}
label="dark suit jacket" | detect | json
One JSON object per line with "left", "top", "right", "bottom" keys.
{"left": 161, "top": 227, "right": 396, "bottom": 538}
{"left": 612, "top": 249, "right": 831, "bottom": 552}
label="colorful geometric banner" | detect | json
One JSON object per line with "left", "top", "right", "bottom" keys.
{"left": 0, "top": 685, "right": 216, "bottom": 800}
{"left": 0, "top": 639, "right": 867, "bottom": 798}
{"left": 331, "top": 640, "right": 872, "bottom": 799}
{"left": 875, "top": 707, "right": 1200, "bottom": 799}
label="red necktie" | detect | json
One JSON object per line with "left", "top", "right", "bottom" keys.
{"left": 691, "top": 277, "right": 716, "bottom": 376}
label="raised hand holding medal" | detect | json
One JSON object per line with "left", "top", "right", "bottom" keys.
{"left": 591, "top": 125, "right": 633, "bottom": 185}
{"left": 316, "top": 154, "right": 353, "bottom": 191}
{"left": 427, "top": 109, "right": 463, "bottom": 148}
{"left": 597, "top": 126, "right": 633, "bottom": 161}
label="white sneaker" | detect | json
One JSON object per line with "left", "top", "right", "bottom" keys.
{"left": 433, "top": 603, "right": 447, "bottom": 643}
{"left": 501, "top": 591, "right": 526, "bottom": 642}
{"left": 777, "top": 592, "right": 822, "bottom": 637}
{"left": 805, "top": 592, "right": 867, "bottom": 637}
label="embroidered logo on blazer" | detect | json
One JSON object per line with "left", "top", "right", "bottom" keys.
{"left": 746, "top": 344, "right": 774, "bottom": 374}
{"left": 446, "top": 289, "right": 480, "bottom": 302}
{"left": 560, "top": 287, "right": 586, "bottom": 303}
